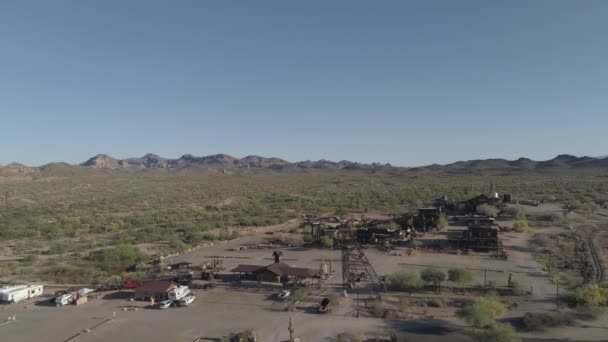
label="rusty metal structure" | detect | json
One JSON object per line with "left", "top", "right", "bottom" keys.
{"left": 341, "top": 230, "right": 385, "bottom": 291}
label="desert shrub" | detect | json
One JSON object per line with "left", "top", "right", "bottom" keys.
{"left": 21, "top": 254, "right": 39, "bottom": 265}
{"left": 512, "top": 220, "right": 529, "bottom": 232}
{"left": 573, "top": 306, "right": 602, "bottom": 320}
{"left": 370, "top": 300, "right": 387, "bottom": 318}
{"left": 530, "top": 234, "right": 554, "bottom": 249}
{"left": 438, "top": 215, "right": 449, "bottom": 229}
{"left": 474, "top": 323, "right": 521, "bottom": 342}
{"left": 411, "top": 240, "right": 423, "bottom": 249}
{"left": 41, "top": 263, "right": 105, "bottom": 284}
{"left": 320, "top": 236, "right": 334, "bottom": 248}
{"left": 87, "top": 244, "right": 148, "bottom": 272}
{"left": 571, "top": 284, "right": 608, "bottom": 308}
{"left": 477, "top": 204, "right": 499, "bottom": 218}
{"left": 509, "top": 280, "right": 525, "bottom": 296}
{"left": 335, "top": 207, "right": 348, "bottom": 217}
{"left": 427, "top": 298, "right": 444, "bottom": 307}
{"left": 388, "top": 272, "right": 424, "bottom": 292}
{"left": 457, "top": 296, "right": 506, "bottom": 328}
{"left": 522, "top": 312, "right": 575, "bottom": 331}
{"left": 420, "top": 267, "right": 446, "bottom": 293}
{"left": 504, "top": 205, "right": 526, "bottom": 219}
{"left": 168, "top": 238, "right": 188, "bottom": 252}
{"left": 448, "top": 267, "right": 473, "bottom": 291}
{"left": 49, "top": 241, "right": 78, "bottom": 254}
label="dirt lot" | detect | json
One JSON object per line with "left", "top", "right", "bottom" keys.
{"left": 2, "top": 207, "right": 608, "bottom": 342}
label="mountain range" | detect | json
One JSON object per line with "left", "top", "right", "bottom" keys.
{"left": 0, "top": 153, "right": 607, "bottom": 178}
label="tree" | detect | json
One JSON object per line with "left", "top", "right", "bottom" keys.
{"left": 476, "top": 204, "right": 499, "bottom": 218}
{"left": 388, "top": 272, "right": 424, "bottom": 292}
{"left": 448, "top": 267, "right": 473, "bottom": 292}
{"left": 420, "top": 267, "right": 446, "bottom": 293}
{"left": 456, "top": 296, "right": 506, "bottom": 328}
{"left": 474, "top": 323, "right": 521, "bottom": 342}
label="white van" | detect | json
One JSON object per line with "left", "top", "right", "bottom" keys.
{"left": 178, "top": 295, "right": 195, "bottom": 307}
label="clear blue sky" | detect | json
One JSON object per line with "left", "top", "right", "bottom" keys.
{"left": 1, "top": 1, "right": 607, "bottom": 167}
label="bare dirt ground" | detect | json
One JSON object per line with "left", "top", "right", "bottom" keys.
{"left": 3, "top": 207, "right": 608, "bottom": 342}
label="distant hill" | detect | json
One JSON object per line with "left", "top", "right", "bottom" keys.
{"left": 1, "top": 153, "right": 607, "bottom": 179}
{"left": 78, "top": 153, "right": 392, "bottom": 171}
{"left": 408, "top": 154, "right": 608, "bottom": 172}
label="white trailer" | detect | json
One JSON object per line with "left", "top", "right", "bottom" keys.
{"left": 0, "top": 285, "right": 44, "bottom": 303}
{"left": 55, "top": 292, "right": 76, "bottom": 307}
{"left": 168, "top": 286, "right": 191, "bottom": 301}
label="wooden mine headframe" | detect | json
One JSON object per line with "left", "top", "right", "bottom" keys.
{"left": 341, "top": 230, "right": 386, "bottom": 292}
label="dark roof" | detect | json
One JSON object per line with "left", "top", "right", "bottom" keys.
{"left": 135, "top": 280, "right": 175, "bottom": 293}
{"left": 264, "top": 262, "right": 317, "bottom": 277}
{"left": 231, "top": 264, "right": 266, "bottom": 273}
{"left": 231, "top": 262, "right": 317, "bottom": 278}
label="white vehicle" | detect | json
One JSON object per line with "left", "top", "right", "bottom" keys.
{"left": 55, "top": 293, "right": 76, "bottom": 307}
{"left": 277, "top": 290, "right": 291, "bottom": 300}
{"left": 157, "top": 300, "right": 172, "bottom": 309}
{"left": 178, "top": 295, "right": 195, "bottom": 307}
{"left": 0, "top": 285, "right": 44, "bottom": 303}
{"left": 168, "top": 285, "right": 191, "bottom": 301}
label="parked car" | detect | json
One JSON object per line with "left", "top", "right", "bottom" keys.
{"left": 178, "top": 295, "right": 195, "bottom": 307}
{"left": 277, "top": 290, "right": 291, "bottom": 300}
{"left": 156, "top": 300, "right": 172, "bottom": 309}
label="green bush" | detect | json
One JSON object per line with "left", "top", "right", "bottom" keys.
{"left": 513, "top": 220, "right": 529, "bottom": 232}
{"left": 420, "top": 267, "right": 446, "bottom": 293}
{"left": 388, "top": 272, "right": 424, "bottom": 292}
{"left": 87, "top": 244, "right": 148, "bottom": 272}
{"left": 457, "top": 296, "right": 506, "bottom": 328}
{"left": 572, "top": 284, "right": 608, "bottom": 308}
{"left": 448, "top": 267, "right": 473, "bottom": 291}
{"left": 509, "top": 280, "right": 525, "bottom": 296}
{"left": 49, "top": 241, "right": 78, "bottom": 255}
{"left": 320, "top": 236, "right": 334, "bottom": 248}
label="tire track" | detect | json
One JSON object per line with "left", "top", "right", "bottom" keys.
{"left": 587, "top": 232, "right": 604, "bottom": 283}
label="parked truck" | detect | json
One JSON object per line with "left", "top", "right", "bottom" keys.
{"left": 0, "top": 285, "right": 44, "bottom": 303}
